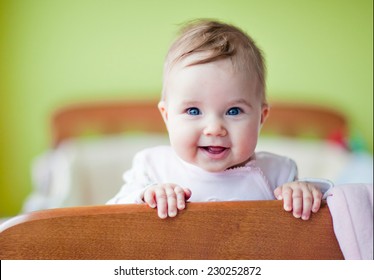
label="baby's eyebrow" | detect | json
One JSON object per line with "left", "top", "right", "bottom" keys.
{"left": 227, "top": 98, "right": 253, "bottom": 108}
{"left": 180, "top": 100, "right": 201, "bottom": 107}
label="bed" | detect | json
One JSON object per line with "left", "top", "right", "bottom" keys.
{"left": 1, "top": 99, "right": 372, "bottom": 260}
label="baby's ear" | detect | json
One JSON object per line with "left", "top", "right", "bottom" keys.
{"left": 260, "top": 104, "right": 269, "bottom": 125}
{"left": 158, "top": 101, "right": 168, "bottom": 124}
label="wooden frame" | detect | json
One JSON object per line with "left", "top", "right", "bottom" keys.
{"left": 0, "top": 201, "right": 344, "bottom": 260}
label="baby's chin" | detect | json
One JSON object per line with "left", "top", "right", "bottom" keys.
{"left": 201, "top": 166, "right": 227, "bottom": 173}
{"left": 195, "top": 161, "right": 244, "bottom": 173}
{"left": 186, "top": 159, "right": 229, "bottom": 173}
{"left": 178, "top": 151, "right": 252, "bottom": 173}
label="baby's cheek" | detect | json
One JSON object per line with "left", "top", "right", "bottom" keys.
{"left": 236, "top": 138, "right": 256, "bottom": 160}
{"left": 169, "top": 131, "right": 197, "bottom": 161}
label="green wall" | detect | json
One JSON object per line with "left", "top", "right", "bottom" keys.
{"left": 1, "top": 0, "right": 372, "bottom": 217}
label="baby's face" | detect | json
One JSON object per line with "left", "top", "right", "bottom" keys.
{"left": 159, "top": 58, "right": 268, "bottom": 172}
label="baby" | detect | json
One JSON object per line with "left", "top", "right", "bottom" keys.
{"left": 108, "top": 19, "right": 330, "bottom": 220}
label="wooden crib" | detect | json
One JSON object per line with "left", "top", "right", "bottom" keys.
{"left": 0, "top": 200, "right": 343, "bottom": 259}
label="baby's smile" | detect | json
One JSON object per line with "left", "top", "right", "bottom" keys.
{"left": 199, "top": 146, "right": 230, "bottom": 159}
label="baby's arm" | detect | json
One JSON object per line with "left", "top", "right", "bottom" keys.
{"left": 274, "top": 182, "right": 323, "bottom": 220}
{"left": 143, "top": 184, "right": 192, "bottom": 219}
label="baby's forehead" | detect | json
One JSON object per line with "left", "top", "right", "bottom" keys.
{"left": 165, "top": 57, "right": 257, "bottom": 90}
{"left": 166, "top": 61, "right": 260, "bottom": 100}
{"left": 162, "top": 52, "right": 262, "bottom": 101}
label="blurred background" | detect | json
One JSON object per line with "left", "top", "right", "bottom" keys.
{"left": 0, "top": 0, "right": 372, "bottom": 217}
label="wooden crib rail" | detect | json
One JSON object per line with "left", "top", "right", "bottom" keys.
{"left": 0, "top": 200, "right": 344, "bottom": 260}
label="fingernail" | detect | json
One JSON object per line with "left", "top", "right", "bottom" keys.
{"left": 302, "top": 215, "right": 309, "bottom": 220}
{"left": 293, "top": 213, "right": 301, "bottom": 218}
{"left": 284, "top": 205, "right": 292, "bottom": 211}
{"left": 159, "top": 212, "right": 167, "bottom": 219}
{"left": 169, "top": 210, "right": 177, "bottom": 217}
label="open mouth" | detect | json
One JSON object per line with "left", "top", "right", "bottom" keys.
{"left": 201, "top": 146, "right": 228, "bottom": 154}
{"left": 199, "top": 146, "right": 229, "bottom": 159}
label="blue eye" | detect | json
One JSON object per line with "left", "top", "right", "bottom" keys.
{"left": 186, "top": 107, "right": 201, "bottom": 115}
{"left": 227, "top": 107, "right": 242, "bottom": 115}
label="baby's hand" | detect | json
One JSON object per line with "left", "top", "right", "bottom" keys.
{"left": 274, "top": 181, "right": 322, "bottom": 220}
{"left": 143, "top": 184, "right": 192, "bottom": 219}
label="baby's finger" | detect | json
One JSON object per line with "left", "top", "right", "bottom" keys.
{"left": 273, "top": 186, "right": 283, "bottom": 200}
{"left": 165, "top": 185, "right": 178, "bottom": 217}
{"left": 154, "top": 188, "right": 168, "bottom": 219}
{"left": 174, "top": 186, "right": 187, "bottom": 210}
{"left": 292, "top": 188, "right": 303, "bottom": 218}
{"left": 184, "top": 188, "right": 192, "bottom": 201}
{"left": 143, "top": 189, "right": 157, "bottom": 208}
{"left": 311, "top": 187, "right": 323, "bottom": 213}
{"left": 301, "top": 192, "right": 313, "bottom": 220}
{"left": 281, "top": 186, "right": 293, "bottom": 212}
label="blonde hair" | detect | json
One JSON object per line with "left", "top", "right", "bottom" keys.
{"left": 162, "top": 19, "right": 266, "bottom": 103}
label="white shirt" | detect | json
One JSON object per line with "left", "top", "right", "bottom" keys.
{"left": 107, "top": 146, "right": 332, "bottom": 205}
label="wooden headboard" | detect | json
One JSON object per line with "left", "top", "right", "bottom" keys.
{"left": 0, "top": 200, "right": 344, "bottom": 260}
{"left": 51, "top": 100, "right": 166, "bottom": 147}
{"left": 51, "top": 100, "right": 347, "bottom": 147}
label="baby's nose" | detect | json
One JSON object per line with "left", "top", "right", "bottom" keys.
{"left": 203, "top": 119, "right": 227, "bottom": 137}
